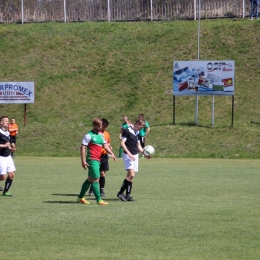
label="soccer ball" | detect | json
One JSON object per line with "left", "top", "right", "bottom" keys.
{"left": 143, "top": 145, "right": 155, "bottom": 157}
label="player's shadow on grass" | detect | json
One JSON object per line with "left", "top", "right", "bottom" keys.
{"left": 52, "top": 193, "right": 119, "bottom": 201}
{"left": 52, "top": 193, "right": 78, "bottom": 196}
{"left": 99, "top": 198, "right": 119, "bottom": 201}
{"left": 178, "top": 121, "right": 213, "bottom": 128}
{"left": 44, "top": 198, "right": 120, "bottom": 204}
{"left": 49, "top": 194, "right": 119, "bottom": 203}
{"left": 43, "top": 201, "right": 78, "bottom": 204}
{"left": 250, "top": 121, "right": 260, "bottom": 125}
{"left": 81, "top": 197, "right": 120, "bottom": 202}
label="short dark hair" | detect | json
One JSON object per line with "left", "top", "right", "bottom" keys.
{"left": 139, "top": 114, "right": 145, "bottom": 119}
{"left": 0, "top": 115, "right": 8, "bottom": 121}
{"left": 102, "top": 118, "right": 109, "bottom": 126}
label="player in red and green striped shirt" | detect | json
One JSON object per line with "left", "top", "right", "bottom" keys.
{"left": 77, "top": 118, "right": 116, "bottom": 205}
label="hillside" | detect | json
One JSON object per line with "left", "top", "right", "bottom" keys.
{"left": 0, "top": 19, "right": 260, "bottom": 158}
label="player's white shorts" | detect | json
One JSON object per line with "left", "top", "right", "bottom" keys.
{"left": 0, "top": 155, "right": 16, "bottom": 175}
{"left": 123, "top": 153, "right": 139, "bottom": 172}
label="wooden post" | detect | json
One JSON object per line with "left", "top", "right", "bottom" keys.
{"left": 173, "top": 95, "right": 176, "bottom": 125}
{"left": 231, "top": 95, "right": 234, "bottom": 127}
{"left": 24, "top": 104, "right": 27, "bottom": 126}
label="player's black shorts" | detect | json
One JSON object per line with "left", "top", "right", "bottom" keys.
{"left": 100, "top": 154, "right": 109, "bottom": 172}
{"left": 138, "top": 135, "right": 145, "bottom": 148}
{"left": 10, "top": 136, "right": 16, "bottom": 144}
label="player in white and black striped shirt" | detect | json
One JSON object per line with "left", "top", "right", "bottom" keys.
{"left": 117, "top": 119, "right": 150, "bottom": 202}
{"left": 0, "top": 116, "right": 16, "bottom": 196}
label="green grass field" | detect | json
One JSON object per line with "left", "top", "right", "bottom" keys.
{"left": 1, "top": 17, "right": 260, "bottom": 260}
{"left": 2, "top": 157, "right": 260, "bottom": 259}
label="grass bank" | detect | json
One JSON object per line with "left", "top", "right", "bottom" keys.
{"left": 0, "top": 19, "right": 260, "bottom": 158}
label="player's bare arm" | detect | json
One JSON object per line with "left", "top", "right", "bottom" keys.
{"left": 121, "top": 139, "right": 135, "bottom": 161}
{"left": 0, "top": 142, "right": 11, "bottom": 149}
{"left": 103, "top": 143, "right": 116, "bottom": 161}
{"left": 10, "top": 143, "right": 16, "bottom": 152}
{"left": 138, "top": 142, "right": 150, "bottom": 159}
{"left": 144, "top": 126, "right": 150, "bottom": 138}
{"left": 80, "top": 144, "right": 89, "bottom": 170}
{"left": 119, "top": 128, "right": 123, "bottom": 140}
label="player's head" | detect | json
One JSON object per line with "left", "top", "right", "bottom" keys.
{"left": 122, "top": 116, "right": 128, "bottom": 123}
{"left": 11, "top": 118, "right": 15, "bottom": 124}
{"left": 0, "top": 115, "right": 9, "bottom": 129}
{"left": 92, "top": 118, "right": 102, "bottom": 133}
{"left": 134, "top": 119, "right": 145, "bottom": 131}
{"left": 101, "top": 118, "right": 109, "bottom": 131}
{"left": 138, "top": 113, "right": 144, "bottom": 120}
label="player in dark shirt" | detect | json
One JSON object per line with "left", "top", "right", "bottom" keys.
{"left": 117, "top": 119, "right": 150, "bottom": 202}
{"left": 0, "top": 116, "right": 16, "bottom": 196}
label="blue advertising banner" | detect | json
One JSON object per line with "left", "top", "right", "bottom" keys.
{"left": 173, "top": 61, "right": 235, "bottom": 96}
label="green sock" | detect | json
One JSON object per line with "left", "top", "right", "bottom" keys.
{"left": 78, "top": 179, "right": 91, "bottom": 198}
{"left": 92, "top": 182, "right": 101, "bottom": 202}
{"left": 119, "top": 147, "right": 123, "bottom": 157}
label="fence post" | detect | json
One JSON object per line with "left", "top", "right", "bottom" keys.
{"left": 242, "top": 0, "right": 245, "bottom": 18}
{"left": 108, "top": 0, "right": 110, "bottom": 22}
{"left": 64, "top": 0, "right": 67, "bottom": 23}
{"left": 194, "top": 0, "right": 196, "bottom": 20}
{"left": 151, "top": 0, "right": 153, "bottom": 21}
{"left": 21, "top": 0, "right": 24, "bottom": 24}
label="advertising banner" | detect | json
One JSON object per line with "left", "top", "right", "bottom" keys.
{"left": 0, "top": 82, "right": 35, "bottom": 104}
{"left": 173, "top": 61, "right": 235, "bottom": 96}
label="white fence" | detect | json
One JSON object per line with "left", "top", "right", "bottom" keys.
{"left": 0, "top": 0, "right": 252, "bottom": 23}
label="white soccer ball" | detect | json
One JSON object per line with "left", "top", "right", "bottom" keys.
{"left": 143, "top": 145, "right": 155, "bottom": 157}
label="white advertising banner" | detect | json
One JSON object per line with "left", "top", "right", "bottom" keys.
{"left": 0, "top": 82, "right": 35, "bottom": 103}
{"left": 173, "top": 61, "right": 235, "bottom": 96}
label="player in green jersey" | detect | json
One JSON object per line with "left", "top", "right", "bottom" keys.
{"left": 138, "top": 114, "right": 150, "bottom": 158}
{"left": 77, "top": 118, "right": 116, "bottom": 205}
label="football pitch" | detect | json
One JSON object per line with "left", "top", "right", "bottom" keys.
{"left": 1, "top": 157, "right": 260, "bottom": 260}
